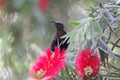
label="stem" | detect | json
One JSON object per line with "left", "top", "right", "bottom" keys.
{"left": 111, "top": 37, "right": 120, "bottom": 51}
{"left": 108, "top": 41, "right": 120, "bottom": 48}
{"left": 106, "top": 32, "right": 112, "bottom": 44}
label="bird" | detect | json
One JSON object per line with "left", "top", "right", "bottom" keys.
{"left": 49, "top": 20, "right": 69, "bottom": 52}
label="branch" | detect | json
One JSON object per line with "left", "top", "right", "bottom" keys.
{"left": 111, "top": 37, "right": 120, "bottom": 51}
{"left": 106, "top": 32, "right": 112, "bottom": 44}
{"left": 108, "top": 41, "right": 120, "bottom": 48}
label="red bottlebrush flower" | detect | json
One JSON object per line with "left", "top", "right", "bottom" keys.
{"left": 38, "top": 0, "right": 49, "bottom": 11}
{"left": 0, "top": 0, "right": 5, "bottom": 7}
{"left": 30, "top": 47, "right": 66, "bottom": 80}
{"left": 75, "top": 48, "right": 101, "bottom": 78}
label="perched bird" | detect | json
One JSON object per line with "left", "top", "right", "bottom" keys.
{"left": 49, "top": 20, "right": 69, "bottom": 52}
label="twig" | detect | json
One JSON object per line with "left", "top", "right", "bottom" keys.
{"left": 111, "top": 37, "right": 120, "bottom": 51}
{"left": 106, "top": 20, "right": 114, "bottom": 32}
{"left": 108, "top": 41, "right": 120, "bottom": 48}
{"left": 106, "top": 32, "right": 112, "bottom": 44}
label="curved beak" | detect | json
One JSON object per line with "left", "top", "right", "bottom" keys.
{"left": 49, "top": 20, "right": 64, "bottom": 30}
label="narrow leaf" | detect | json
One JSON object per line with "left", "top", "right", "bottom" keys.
{"left": 78, "top": 18, "right": 92, "bottom": 25}
{"left": 69, "top": 21, "right": 80, "bottom": 26}
{"left": 97, "top": 38, "right": 115, "bottom": 57}
{"left": 94, "top": 21, "right": 103, "bottom": 35}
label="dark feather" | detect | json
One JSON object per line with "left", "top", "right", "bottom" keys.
{"left": 50, "top": 20, "right": 69, "bottom": 51}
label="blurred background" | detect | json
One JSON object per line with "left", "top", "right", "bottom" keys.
{"left": 0, "top": 0, "right": 108, "bottom": 80}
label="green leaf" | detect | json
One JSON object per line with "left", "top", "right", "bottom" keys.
{"left": 89, "top": 23, "right": 95, "bottom": 40}
{"left": 103, "top": 76, "right": 120, "bottom": 80}
{"left": 67, "top": 31, "right": 76, "bottom": 43}
{"left": 89, "top": 13, "right": 95, "bottom": 18}
{"left": 90, "top": 6, "right": 98, "bottom": 13}
{"left": 97, "top": 38, "right": 115, "bottom": 57}
{"left": 116, "top": 0, "right": 120, "bottom": 4}
{"left": 62, "top": 24, "right": 82, "bottom": 44}
{"left": 109, "top": 63, "right": 120, "bottom": 71}
{"left": 117, "top": 8, "right": 120, "bottom": 15}
{"left": 78, "top": 31, "right": 83, "bottom": 50}
{"left": 115, "top": 54, "right": 120, "bottom": 58}
{"left": 93, "top": 20, "right": 103, "bottom": 35}
{"left": 64, "top": 66, "right": 73, "bottom": 80}
{"left": 78, "top": 18, "right": 92, "bottom": 25}
{"left": 69, "top": 21, "right": 80, "bottom": 26}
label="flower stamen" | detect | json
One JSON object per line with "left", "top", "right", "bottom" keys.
{"left": 84, "top": 66, "right": 93, "bottom": 76}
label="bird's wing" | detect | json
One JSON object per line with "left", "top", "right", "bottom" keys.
{"left": 51, "top": 39, "right": 58, "bottom": 51}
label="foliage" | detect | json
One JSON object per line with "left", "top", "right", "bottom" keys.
{"left": 62, "top": 0, "right": 120, "bottom": 80}
{"left": 0, "top": 0, "right": 120, "bottom": 80}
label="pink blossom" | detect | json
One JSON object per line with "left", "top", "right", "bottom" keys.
{"left": 38, "top": 0, "right": 49, "bottom": 11}
{"left": 0, "top": 0, "right": 5, "bottom": 7}
{"left": 30, "top": 47, "right": 66, "bottom": 80}
{"left": 75, "top": 48, "right": 101, "bottom": 78}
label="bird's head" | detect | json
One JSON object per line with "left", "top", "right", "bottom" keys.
{"left": 49, "top": 20, "right": 64, "bottom": 30}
